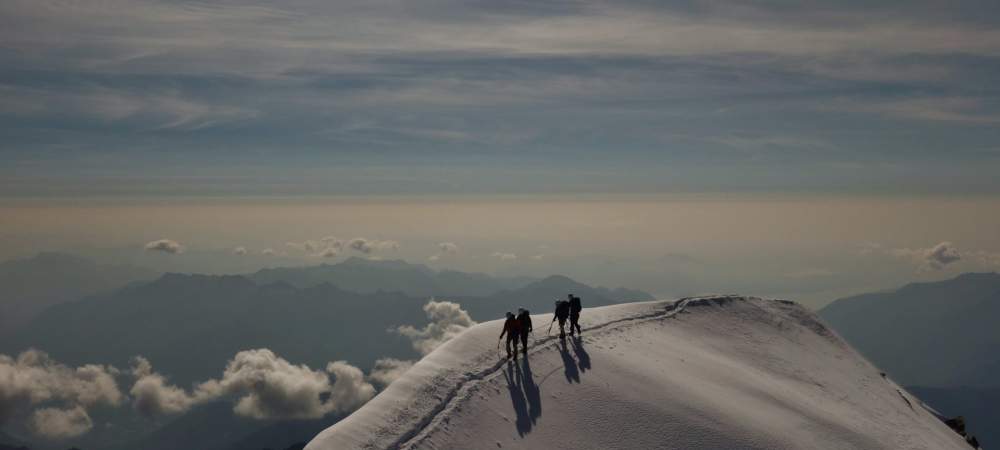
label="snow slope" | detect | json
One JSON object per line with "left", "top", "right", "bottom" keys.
{"left": 307, "top": 296, "right": 968, "bottom": 450}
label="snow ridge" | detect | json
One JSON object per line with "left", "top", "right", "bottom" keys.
{"left": 307, "top": 295, "right": 968, "bottom": 450}
{"left": 395, "top": 296, "right": 699, "bottom": 449}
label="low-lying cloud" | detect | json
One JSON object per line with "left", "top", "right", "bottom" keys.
{"left": 130, "top": 349, "right": 375, "bottom": 420}
{"left": 233, "top": 246, "right": 248, "bottom": 256}
{"left": 130, "top": 356, "right": 209, "bottom": 417}
{"left": 368, "top": 358, "right": 414, "bottom": 388}
{"left": 491, "top": 251, "right": 517, "bottom": 261}
{"left": 349, "top": 238, "right": 400, "bottom": 254}
{"left": 144, "top": 239, "right": 184, "bottom": 254}
{"left": 396, "top": 300, "right": 476, "bottom": 355}
{"left": 28, "top": 406, "right": 93, "bottom": 440}
{"left": 286, "top": 236, "right": 398, "bottom": 257}
{"left": 0, "top": 349, "right": 123, "bottom": 439}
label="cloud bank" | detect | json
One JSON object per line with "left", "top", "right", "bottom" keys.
{"left": 129, "top": 349, "right": 375, "bottom": 420}
{"left": 0, "top": 349, "right": 123, "bottom": 439}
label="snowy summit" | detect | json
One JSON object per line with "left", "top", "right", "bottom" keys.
{"left": 307, "top": 296, "right": 968, "bottom": 450}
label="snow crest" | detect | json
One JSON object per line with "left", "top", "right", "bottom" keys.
{"left": 306, "top": 296, "right": 967, "bottom": 450}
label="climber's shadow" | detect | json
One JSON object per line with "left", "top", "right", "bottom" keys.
{"left": 559, "top": 339, "right": 580, "bottom": 383}
{"left": 503, "top": 360, "right": 533, "bottom": 436}
{"left": 571, "top": 336, "right": 591, "bottom": 372}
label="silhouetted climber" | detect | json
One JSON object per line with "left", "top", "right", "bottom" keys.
{"left": 499, "top": 311, "right": 522, "bottom": 359}
{"left": 552, "top": 299, "right": 570, "bottom": 339}
{"left": 517, "top": 307, "right": 532, "bottom": 354}
{"left": 568, "top": 294, "right": 582, "bottom": 336}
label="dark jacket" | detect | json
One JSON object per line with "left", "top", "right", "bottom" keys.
{"left": 517, "top": 311, "right": 533, "bottom": 333}
{"left": 500, "top": 317, "right": 521, "bottom": 339}
{"left": 570, "top": 296, "right": 582, "bottom": 314}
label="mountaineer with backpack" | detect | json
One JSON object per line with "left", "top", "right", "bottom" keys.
{"left": 568, "top": 294, "right": 582, "bottom": 336}
{"left": 517, "top": 307, "right": 533, "bottom": 354}
{"left": 551, "top": 299, "right": 570, "bottom": 339}
{"left": 499, "top": 311, "right": 522, "bottom": 359}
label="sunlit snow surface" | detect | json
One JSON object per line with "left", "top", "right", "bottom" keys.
{"left": 307, "top": 296, "right": 966, "bottom": 450}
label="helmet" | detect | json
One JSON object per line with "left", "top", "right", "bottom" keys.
{"left": 506, "top": 311, "right": 514, "bottom": 319}
{"left": 517, "top": 307, "right": 525, "bottom": 314}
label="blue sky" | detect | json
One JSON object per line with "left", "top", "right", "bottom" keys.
{"left": 2, "top": 0, "right": 1000, "bottom": 196}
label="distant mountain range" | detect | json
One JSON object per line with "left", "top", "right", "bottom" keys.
{"left": 7, "top": 268, "right": 653, "bottom": 386}
{"left": 819, "top": 272, "right": 1000, "bottom": 388}
{"left": 819, "top": 272, "right": 1000, "bottom": 450}
{"left": 0, "top": 252, "right": 155, "bottom": 336}
{"left": 3, "top": 254, "right": 653, "bottom": 450}
{"left": 250, "top": 256, "right": 537, "bottom": 297}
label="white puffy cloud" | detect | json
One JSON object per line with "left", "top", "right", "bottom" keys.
{"left": 130, "top": 357, "right": 208, "bottom": 417}
{"left": 0, "top": 350, "right": 123, "bottom": 439}
{"left": 28, "top": 405, "right": 93, "bottom": 440}
{"left": 287, "top": 240, "right": 321, "bottom": 253}
{"left": 129, "top": 349, "right": 375, "bottom": 420}
{"left": 368, "top": 358, "right": 414, "bottom": 388}
{"left": 321, "top": 236, "right": 345, "bottom": 250}
{"left": 396, "top": 300, "right": 476, "bottom": 355}
{"left": 144, "top": 239, "right": 184, "bottom": 254}
{"left": 891, "top": 241, "right": 962, "bottom": 271}
{"left": 348, "top": 238, "right": 400, "bottom": 254}
{"left": 287, "top": 236, "right": 355, "bottom": 258}
{"left": 261, "top": 248, "right": 277, "bottom": 256}
{"left": 233, "top": 246, "right": 248, "bottom": 256}
{"left": 491, "top": 251, "right": 517, "bottom": 261}
{"left": 925, "top": 242, "right": 962, "bottom": 269}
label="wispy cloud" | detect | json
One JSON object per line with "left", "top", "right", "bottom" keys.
{"left": 144, "top": 239, "right": 183, "bottom": 254}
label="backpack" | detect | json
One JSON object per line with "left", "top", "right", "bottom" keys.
{"left": 569, "top": 296, "right": 582, "bottom": 313}
{"left": 555, "top": 300, "right": 570, "bottom": 318}
{"left": 505, "top": 317, "right": 521, "bottom": 335}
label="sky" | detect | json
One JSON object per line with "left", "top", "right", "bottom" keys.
{"left": 2, "top": 0, "right": 1000, "bottom": 307}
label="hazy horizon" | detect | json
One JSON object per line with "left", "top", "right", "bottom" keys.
{"left": 3, "top": 193, "right": 998, "bottom": 309}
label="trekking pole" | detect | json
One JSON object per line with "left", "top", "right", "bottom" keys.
{"left": 546, "top": 320, "right": 554, "bottom": 336}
